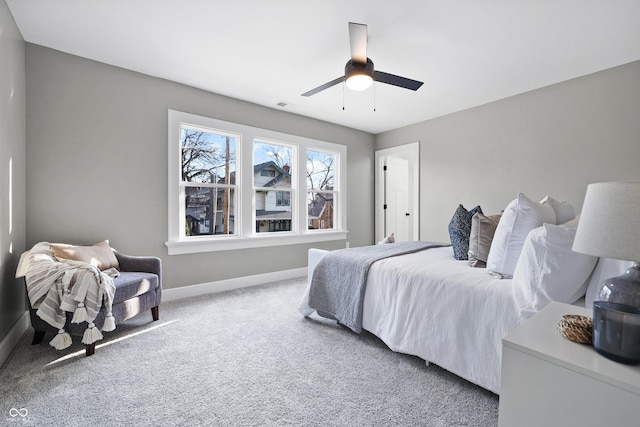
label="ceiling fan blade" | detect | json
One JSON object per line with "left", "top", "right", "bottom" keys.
{"left": 301, "top": 76, "right": 345, "bottom": 97}
{"left": 349, "top": 22, "right": 367, "bottom": 63}
{"left": 373, "top": 70, "right": 423, "bottom": 91}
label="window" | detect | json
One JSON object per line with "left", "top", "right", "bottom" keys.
{"left": 167, "top": 110, "right": 347, "bottom": 254}
{"left": 307, "top": 150, "right": 336, "bottom": 230}
{"left": 254, "top": 140, "right": 293, "bottom": 234}
{"left": 180, "top": 127, "right": 237, "bottom": 237}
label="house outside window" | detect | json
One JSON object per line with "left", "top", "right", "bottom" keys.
{"left": 167, "top": 110, "right": 347, "bottom": 254}
{"left": 254, "top": 140, "right": 293, "bottom": 233}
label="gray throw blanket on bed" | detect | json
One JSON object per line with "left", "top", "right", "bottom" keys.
{"left": 308, "top": 241, "right": 444, "bottom": 333}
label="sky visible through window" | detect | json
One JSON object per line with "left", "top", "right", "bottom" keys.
{"left": 181, "top": 128, "right": 335, "bottom": 191}
{"left": 254, "top": 140, "right": 290, "bottom": 170}
{"left": 307, "top": 150, "right": 335, "bottom": 191}
{"left": 180, "top": 128, "right": 236, "bottom": 183}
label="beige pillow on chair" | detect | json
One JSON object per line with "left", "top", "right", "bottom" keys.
{"left": 50, "top": 241, "right": 120, "bottom": 271}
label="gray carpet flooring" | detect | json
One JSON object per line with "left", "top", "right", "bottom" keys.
{"left": 1, "top": 278, "right": 498, "bottom": 426}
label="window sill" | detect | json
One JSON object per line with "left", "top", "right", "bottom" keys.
{"left": 165, "top": 230, "right": 348, "bottom": 255}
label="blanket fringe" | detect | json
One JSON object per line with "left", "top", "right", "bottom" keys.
{"left": 71, "top": 302, "right": 88, "bottom": 323}
{"left": 102, "top": 313, "right": 116, "bottom": 332}
{"left": 49, "top": 329, "right": 72, "bottom": 350}
{"left": 81, "top": 323, "right": 103, "bottom": 345}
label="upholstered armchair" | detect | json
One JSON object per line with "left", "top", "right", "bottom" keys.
{"left": 21, "top": 242, "right": 162, "bottom": 356}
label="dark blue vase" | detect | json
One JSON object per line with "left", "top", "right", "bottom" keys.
{"left": 593, "top": 264, "right": 640, "bottom": 364}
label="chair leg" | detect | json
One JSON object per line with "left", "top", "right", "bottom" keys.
{"left": 85, "top": 343, "right": 96, "bottom": 356}
{"left": 151, "top": 306, "right": 159, "bottom": 321}
{"left": 31, "top": 330, "right": 46, "bottom": 345}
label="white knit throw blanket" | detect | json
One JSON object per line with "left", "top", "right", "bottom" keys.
{"left": 17, "top": 242, "right": 118, "bottom": 350}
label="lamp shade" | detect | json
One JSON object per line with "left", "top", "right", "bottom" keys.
{"left": 572, "top": 181, "right": 640, "bottom": 262}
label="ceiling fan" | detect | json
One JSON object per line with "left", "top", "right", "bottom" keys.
{"left": 301, "top": 22, "right": 423, "bottom": 97}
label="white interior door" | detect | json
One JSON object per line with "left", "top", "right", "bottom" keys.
{"left": 384, "top": 156, "right": 410, "bottom": 242}
{"left": 375, "top": 142, "right": 419, "bottom": 244}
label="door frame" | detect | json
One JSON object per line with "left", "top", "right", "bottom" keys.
{"left": 374, "top": 142, "right": 420, "bottom": 243}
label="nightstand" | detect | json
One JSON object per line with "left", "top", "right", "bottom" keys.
{"left": 498, "top": 301, "right": 640, "bottom": 427}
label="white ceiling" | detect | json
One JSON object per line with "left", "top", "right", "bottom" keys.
{"left": 7, "top": 0, "right": 640, "bottom": 134}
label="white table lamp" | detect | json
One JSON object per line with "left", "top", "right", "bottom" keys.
{"left": 573, "top": 181, "right": 640, "bottom": 364}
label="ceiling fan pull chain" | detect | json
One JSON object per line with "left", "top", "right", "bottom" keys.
{"left": 342, "top": 82, "right": 345, "bottom": 111}
{"left": 373, "top": 82, "right": 376, "bottom": 112}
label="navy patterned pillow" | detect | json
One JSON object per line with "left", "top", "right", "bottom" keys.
{"left": 448, "top": 204, "right": 483, "bottom": 260}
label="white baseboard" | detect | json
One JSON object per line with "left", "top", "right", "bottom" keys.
{"left": 162, "top": 267, "right": 307, "bottom": 302}
{"left": 0, "top": 311, "right": 30, "bottom": 368}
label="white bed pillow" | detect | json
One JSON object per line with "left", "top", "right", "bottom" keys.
{"left": 486, "top": 193, "right": 556, "bottom": 278}
{"left": 584, "top": 257, "right": 635, "bottom": 310}
{"left": 378, "top": 233, "right": 395, "bottom": 244}
{"left": 540, "top": 195, "right": 576, "bottom": 224}
{"left": 512, "top": 217, "right": 597, "bottom": 319}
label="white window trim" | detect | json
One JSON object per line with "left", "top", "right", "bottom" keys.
{"left": 166, "top": 110, "right": 348, "bottom": 254}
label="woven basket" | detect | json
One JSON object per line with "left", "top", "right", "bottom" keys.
{"left": 557, "top": 314, "right": 593, "bottom": 344}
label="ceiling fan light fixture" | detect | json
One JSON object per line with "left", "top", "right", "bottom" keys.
{"left": 345, "top": 58, "right": 374, "bottom": 91}
{"left": 346, "top": 74, "right": 373, "bottom": 91}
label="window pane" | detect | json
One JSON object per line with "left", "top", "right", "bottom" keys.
{"left": 253, "top": 141, "right": 293, "bottom": 234}
{"left": 185, "top": 186, "right": 235, "bottom": 236}
{"left": 253, "top": 141, "right": 292, "bottom": 189}
{"left": 255, "top": 190, "right": 292, "bottom": 233}
{"left": 307, "top": 150, "right": 335, "bottom": 190}
{"left": 181, "top": 128, "right": 236, "bottom": 184}
{"left": 308, "top": 192, "right": 334, "bottom": 230}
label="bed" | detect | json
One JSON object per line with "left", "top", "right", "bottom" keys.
{"left": 298, "top": 193, "right": 616, "bottom": 395}
{"left": 299, "top": 245, "right": 521, "bottom": 394}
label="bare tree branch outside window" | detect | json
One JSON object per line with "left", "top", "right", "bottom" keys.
{"left": 307, "top": 150, "right": 336, "bottom": 229}
{"left": 307, "top": 151, "right": 335, "bottom": 191}
{"left": 181, "top": 128, "right": 236, "bottom": 236}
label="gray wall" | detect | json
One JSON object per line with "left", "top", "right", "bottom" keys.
{"left": 25, "top": 44, "right": 375, "bottom": 290}
{"left": 0, "top": 1, "right": 27, "bottom": 342}
{"left": 376, "top": 61, "right": 640, "bottom": 243}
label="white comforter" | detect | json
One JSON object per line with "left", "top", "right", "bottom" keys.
{"left": 300, "top": 246, "right": 522, "bottom": 395}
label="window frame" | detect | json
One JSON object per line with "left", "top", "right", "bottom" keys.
{"left": 306, "top": 148, "right": 339, "bottom": 232}
{"left": 253, "top": 138, "right": 296, "bottom": 235}
{"left": 179, "top": 124, "right": 239, "bottom": 238}
{"left": 166, "top": 110, "right": 348, "bottom": 254}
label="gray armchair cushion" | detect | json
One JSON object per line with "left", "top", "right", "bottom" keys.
{"left": 112, "top": 272, "right": 159, "bottom": 305}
